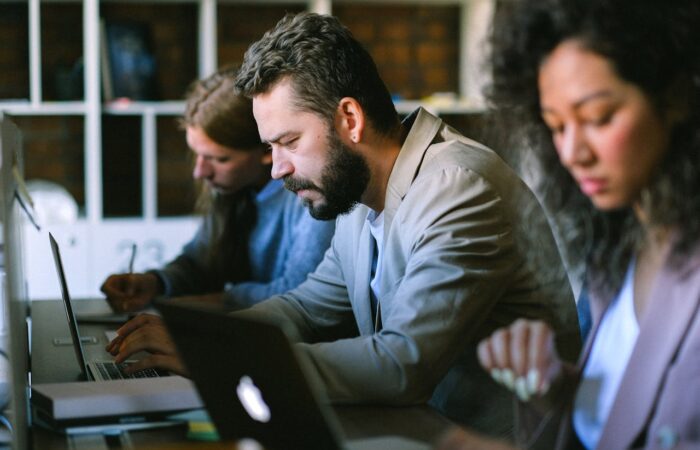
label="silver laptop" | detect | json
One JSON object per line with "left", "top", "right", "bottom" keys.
{"left": 156, "top": 300, "right": 431, "bottom": 450}
{"left": 48, "top": 232, "right": 165, "bottom": 381}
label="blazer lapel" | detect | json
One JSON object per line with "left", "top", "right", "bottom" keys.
{"left": 353, "top": 220, "right": 376, "bottom": 335}
{"left": 383, "top": 108, "right": 442, "bottom": 241}
{"left": 596, "top": 256, "right": 700, "bottom": 448}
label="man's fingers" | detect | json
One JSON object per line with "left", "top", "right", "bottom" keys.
{"left": 116, "top": 313, "right": 161, "bottom": 336}
{"left": 122, "top": 354, "right": 187, "bottom": 377}
{"left": 113, "top": 323, "right": 174, "bottom": 364}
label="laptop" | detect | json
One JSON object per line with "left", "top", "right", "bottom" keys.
{"left": 29, "top": 233, "right": 202, "bottom": 428}
{"left": 156, "top": 300, "right": 432, "bottom": 450}
{"left": 48, "top": 232, "right": 164, "bottom": 381}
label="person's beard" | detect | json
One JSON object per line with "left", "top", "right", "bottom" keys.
{"left": 283, "top": 129, "right": 370, "bottom": 220}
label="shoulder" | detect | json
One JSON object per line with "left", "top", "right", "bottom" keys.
{"left": 413, "top": 137, "right": 544, "bottom": 226}
{"left": 420, "top": 138, "right": 526, "bottom": 196}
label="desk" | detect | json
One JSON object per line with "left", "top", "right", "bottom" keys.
{"left": 29, "top": 300, "right": 452, "bottom": 449}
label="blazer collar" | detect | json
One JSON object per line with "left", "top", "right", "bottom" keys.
{"left": 383, "top": 107, "right": 442, "bottom": 241}
{"left": 590, "top": 248, "right": 700, "bottom": 448}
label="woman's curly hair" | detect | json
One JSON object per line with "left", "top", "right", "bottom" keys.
{"left": 487, "top": 0, "right": 700, "bottom": 295}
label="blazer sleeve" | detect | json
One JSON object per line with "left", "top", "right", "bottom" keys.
{"left": 232, "top": 229, "right": 360, "bottom": 344}
{"left": 242, "top": 166, "right": 531, "bottom": 404}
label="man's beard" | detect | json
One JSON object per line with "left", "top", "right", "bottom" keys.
{"left": 284, "top": 129, "right": 370, "bottom": 220}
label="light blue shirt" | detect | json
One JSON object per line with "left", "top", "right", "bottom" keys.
{"left": 155, "top": 179, "right": 336, "bottom": 309}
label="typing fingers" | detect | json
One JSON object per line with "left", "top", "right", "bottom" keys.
{"left": 115, "top": 313, "right": 162, "bottom": 337}
{"left": 113, "top": 323, "right": 176, "bottom": 364}
{"left": 122, "top": 354, "right": 188, "bottom": 377}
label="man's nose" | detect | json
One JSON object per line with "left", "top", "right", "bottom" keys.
{"left": 270, "top": 147, "right": 293, "bottom": 180}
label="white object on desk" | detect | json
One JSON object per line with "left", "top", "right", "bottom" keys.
{"left": 31, "top": 375, "right": 203, "bottom": 425}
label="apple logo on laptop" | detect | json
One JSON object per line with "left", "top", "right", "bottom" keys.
{"left": 237, "top": 376, "right": 271, "bottom": 423}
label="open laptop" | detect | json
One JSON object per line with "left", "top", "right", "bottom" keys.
{"left": 1, "top": 111, "right": 32, "bottom": 450}
{"left": 48, "top": 231, "right": 164, "bottom": 381}
{"left": 156, "top": 300, "right": 432, "bottom": 450}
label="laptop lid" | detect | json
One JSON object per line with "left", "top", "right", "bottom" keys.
{"left": 1, "top": 112, "right": 32, "bottom": 450}
{"left": 48, "top": 232, "right": 90, "bottom": 380}
{"left": 155, "top": 299, "right": 344, "bottom": 450}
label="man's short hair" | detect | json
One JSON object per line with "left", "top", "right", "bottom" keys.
{"left": 235, "top": 12, "right": 400, "bottom": 136}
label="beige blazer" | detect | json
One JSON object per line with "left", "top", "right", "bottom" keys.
{"left": 239, "top": 108, "right": 579, "bottom": 433}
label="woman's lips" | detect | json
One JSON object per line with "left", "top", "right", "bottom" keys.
{"left": 578, "top": 177, "right": 607, "bottom": 196}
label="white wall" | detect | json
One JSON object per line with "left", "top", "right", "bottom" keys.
{"left": 24, "top": 218, "right": 199, "bottom": 300}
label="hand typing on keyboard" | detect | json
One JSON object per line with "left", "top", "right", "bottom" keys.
{"left": 95, "top": 361, "right": 162, "bottom": 380}
{"left": 105, "top": 313, "right": 189, "bottom": 377}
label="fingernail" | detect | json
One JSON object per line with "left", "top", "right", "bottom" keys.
{"left": 527, "top": 369, "right": 540, "bottom": 395}
{"left": 539, "top": 380, "right": 551, "bottom": 396}
{"left": 515, "top": 377, "right": 530, "bottom": 402}
{"left": 502, "top": 369, "right": 515, "bottom": 391}
{"left": 490, "top": 368, "right": 503, "bottom": 384}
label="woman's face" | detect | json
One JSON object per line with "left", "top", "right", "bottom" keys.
{"left": 538, "top": 40, "right": 673, "bottom": 210}
{"left": 186, "top": 126, "right": 272, "bottom": 195}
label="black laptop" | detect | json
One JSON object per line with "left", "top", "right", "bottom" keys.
{"left": 155, "top": 300, "right": 431, "bottom": 450}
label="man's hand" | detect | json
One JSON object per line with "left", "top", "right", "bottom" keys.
{"left": 105, "top": 314, "right": 188, "bottom": 376}
{"left": 101, "top": 273, "right": 162, "bottom": 312}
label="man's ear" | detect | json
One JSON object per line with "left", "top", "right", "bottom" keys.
{"left": 336, "top": 97, "right": 365, "bottom": 143}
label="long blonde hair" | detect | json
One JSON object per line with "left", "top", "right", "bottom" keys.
{"left": 181, "top": 66, "right": 268, "bottom": 285}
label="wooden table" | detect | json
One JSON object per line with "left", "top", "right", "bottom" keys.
{"left": 29, "top": 300, "right": 453, "bottom": 449}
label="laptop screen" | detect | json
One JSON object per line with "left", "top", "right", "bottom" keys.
{"left": 156, "top": 300, "right": 344, "bottom": 449}
{"left": 48, "top": 232, "right": 91, "bottom": 380}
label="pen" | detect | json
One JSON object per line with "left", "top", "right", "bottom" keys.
{"left": 128, "top": 243, "right": 137, "bottom": 273}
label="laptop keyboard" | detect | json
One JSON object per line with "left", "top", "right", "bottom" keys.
{"left": 94, "top": 361, "right": 161, "bottom": 380}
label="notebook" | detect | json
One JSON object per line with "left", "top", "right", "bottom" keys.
{"left": 48, "top": 232, "right": 162, "bottom": 381}
{"left": 156, "top": 300, "right": 432, "bottom": 450}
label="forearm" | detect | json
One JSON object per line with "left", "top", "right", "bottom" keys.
{"left": 155, "top": 255, "right": 216, "bottom": 297}
{"left": 296, "top": 334, "right": 435, "bottom": 405}
{"left": 223, "top": 216, "right": 335, "bottom": 309}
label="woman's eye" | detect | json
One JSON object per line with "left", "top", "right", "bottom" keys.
{"left": 591, "top": 113, "right": 612, "bottom": 126}
{"left": 545, "top": 123, "right": 564, "bottom": 136}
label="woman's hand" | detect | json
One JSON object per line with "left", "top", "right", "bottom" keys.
{"left": 435, "top": 427, "right": 518, "bottom": 450}
{"left": 477, "top": 319, "right": 563, "bottom": 402}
